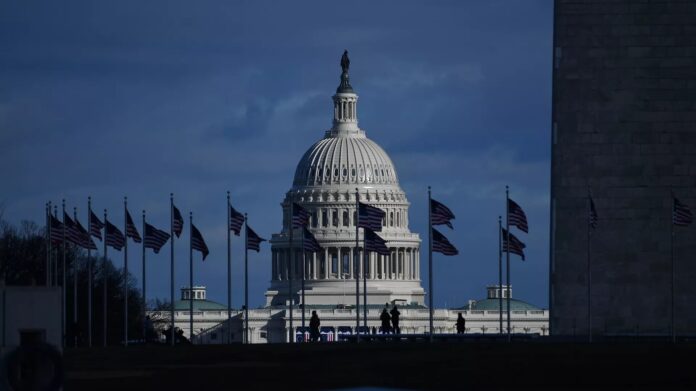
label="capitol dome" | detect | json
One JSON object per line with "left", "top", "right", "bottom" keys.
{"left": 265, "top": 52, "right": 424, "bottom": 308}
{"left": 292, "top": 134, "right": 399, "bottom": 188}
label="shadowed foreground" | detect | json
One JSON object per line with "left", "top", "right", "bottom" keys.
{"left": 65, "top": 340, "right": 696, "bottom": 390}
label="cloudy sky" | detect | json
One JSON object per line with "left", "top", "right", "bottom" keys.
{"left": 0, "top": 1, "right": 553, "bottom": 309}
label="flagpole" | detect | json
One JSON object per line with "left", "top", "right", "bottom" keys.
{"left": 48, "top": 202, "right": 53, "bottom": 287}
{"left": 142, "top": 210, "right": 147, "bottom": 343}
{"left": 62, "top": 200, "right": 66, "bottom": 348}
{"left": 87, "top": 198, "right": 92, "bottom": 347}
{"left": 498, "top": 216, "right": 503, "bottom": 335}
{"left": 103, "top": 209, "right": 108, "bottom": 347}
{"left": 288, "top": 202, "right": 294, "bottom": 343}
{"left": 363, "top": 249, "right": 367, "bottom": 331}
{"left": 587, "top": 188, "right": 592, "bottom": 343}
{"left": 227, "top": 191, "right": 232, "bottom": 344}
{"left": 428, "top": 187, "right": 433, "bottom": 342}
{"left": 244, "top": 213, "right": 249, "bottom": 344}
{"left": 46, "top": 202, "right": 51, "bottom": 287}
{"left": 73, "top": 207, "right": 79, "bottom": 347}
{"left": 670, "top": 198, "right": 675, "bottom": 344}
{"left": 301, "top": 221, "right": 306, "bottom": 337}
{"left": 170, "top": 193, "right": 175, "bottom": 346}
{"left": 506, "top": 186, "right": 511, "bottom": 341}
{"left": 189, "top": 212, "right": 193, "bottom": 344}
{"left": 124, "top": 197, "right": 129, "bottom": 347}
{"left": 54, "top": 206, "right": 58, "bottom": 287}
{"left": 355, "top": 188, "right": 360, "bottom": 341}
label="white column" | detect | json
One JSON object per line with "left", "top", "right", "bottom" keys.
{"left": 407, "top": 249, "right": 412, "bottom": 280}
{"left": 400, "top": 249, "right": 404, "bottom": 279}
{"left": 312, "top": 252, "right": 317, "bottom": 280}
{"left": 379, "top": 254, "right": 384, "bottom": 280}
{"left": 416, "top": 250, "right": 420, "bottom": 279}
{"left": 371, "top": 252, "right": 376, "bottom": 279}
{"left": 324, "top": 247, "right": 329, "bottom": 279}
{"left": 388, "top": 251, "right": 393, "bottom": 279}
{"left": 395, "top": 249, "right": 399, "bottom": 280}
{"left": 359, "top": 249, "right": 363, "bottom": 279}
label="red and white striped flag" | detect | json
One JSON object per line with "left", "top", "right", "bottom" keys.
{"left": 125, "top": 209, "right": 142, "bottom": 243}
{"left": 507, "top": 198, "right": 528, "bottom": 233}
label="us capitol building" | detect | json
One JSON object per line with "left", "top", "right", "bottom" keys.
{"left": 151, "top": 54, "right": 548, "bottom": 343}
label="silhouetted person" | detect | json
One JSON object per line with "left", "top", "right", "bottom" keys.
{"left": 456, "top": 313, "right": 466, "bottom": 334}
{"left": 309, "top": 311, "right": 321, "bottom": 342}
{"left": 371, "top": 326, "right": 376, "bottom": 335}
{"left": 164, "top": 326, "right": 173, "bottom": 344}
{"left": 176, "top": 328, "right": 190, "bottom": 344}
{"left": 380, "top": 308, "right": 391, "bottom": 334}
{"left": 390, "top": 304, "right": 401, "bottom": 334}
{"left": 144, "top": 316, "right": 155, "bottom": 343}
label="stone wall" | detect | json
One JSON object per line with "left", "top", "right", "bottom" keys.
{"left": 551, "top": 0, "right": 696, "bottom": 335}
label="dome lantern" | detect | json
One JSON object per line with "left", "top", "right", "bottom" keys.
{"left": 331, "top": 50, "right": 359, "bottom": 134}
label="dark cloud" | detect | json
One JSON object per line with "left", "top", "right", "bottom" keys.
{"left": 0, "top": 0, "right": 552, "bottom": 309}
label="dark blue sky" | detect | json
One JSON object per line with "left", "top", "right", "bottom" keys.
{"left": 0, "top": 1, "right": 553, "bottom": 309}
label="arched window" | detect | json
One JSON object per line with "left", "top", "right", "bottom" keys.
{"left": 351, "top": 167, "right": 356, "bottom": 177}
{"left": 396, "top": 211, "right": 400, "bottom": 227}
{"left": 312, "top": 211, "right": 318, "bottom": 228}
{"left": 343, "top": 211, "right": 349, "bottom": 226}
{"left": 332, "top": 209, "right": 339, "bottom": 226}
{"left": 322, "top": 210, "right": 328, "bottom": 227}
{"left": 353, "top": 211, "right": 357, "bottom": 226}
{"left": 390, "top": 212, "right": 394, "bottom": 226}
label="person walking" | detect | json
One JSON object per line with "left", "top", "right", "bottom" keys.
{"left": 309, "top": 310, "right": 321, "bottom": 342}
{"left": 390, "top": 304, "right": 401, "bottom": 334}
{"left": 380, "top": 307, "right": 391, "bottom": 334}
{"left": 456, "top": 313, "right": 466, "bottom": 334}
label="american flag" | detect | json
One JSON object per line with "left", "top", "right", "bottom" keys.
{"left": 144, "top": 222, "right": 170, "bottom": 253}
{"left": 432, "top": 227, "right": 458, "bottom": 256}
{"left": 125, "top": 209, "right": 142, "bottom": 243}
{"left": 246, "top": 225, "right": 266, "bottom": 252}
{"left": 191, "top": 223, "right": 209, "bottom": 260}
{"left": 358, "top": 202, "right": 385, "bottom": 232}
{"left": 501, "top": 227, "right": 526, "bottom": 260}
{"left": 75, "top": 218, "right": 98, "bottom": 250}
{"left": 292, "top": 203, "right": 311, "bottom": 229}
{"left": 430, "top": 199, "right": 455, "bottom": 229}
{"left": 105, "top": 219, "right": 125, "bottom": 251}
{"left": 364, "top": 228, "right": 390, "bottom": 255}
{"left": 63, "top": 212, "right": 83, "bottom": 245}
{"left": 507, "top": 198, "right": 529, "bottom": 233}
{"left": 673, "top": 197, "right": 693, "bottom": 227}
{"left": 589, "top": 197, "right": 598, "bottom": 229}
{"left": 90, "top": 210, "right": 104, "bottom": 240}
{"left": 172, "top": 204, "right": 184, "bottom": 238}
{"left": 302, "top": 227, "right": 322, "bottom": 252}
{"left": 49, "top": 214, "right": 64, "bottom": 244}
{"left": 229, "top": 205, "right": 244, "bottom": 236}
